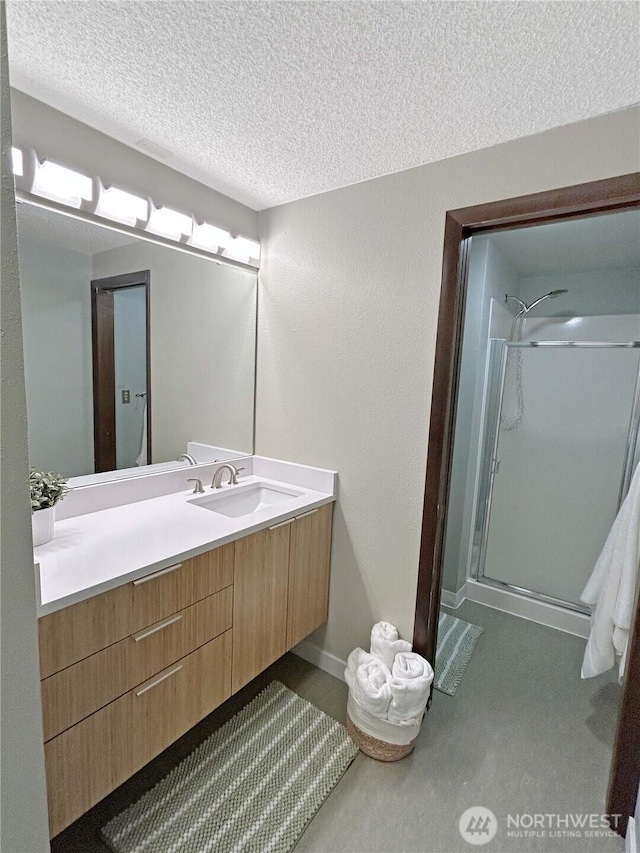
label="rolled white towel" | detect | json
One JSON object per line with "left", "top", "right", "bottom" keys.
{"left": 344, "top": 647, "right": 378, "bottom": 691}
{"left": 351, "top": 659, "right": 392, "bottom": 720}
{"left": 370, "top": 621, "right": 412, "bottom": 671}
{"left": 387, "top": 652, "right": 434, "bottom": 723}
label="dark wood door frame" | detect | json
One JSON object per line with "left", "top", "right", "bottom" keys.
{"left": 411, "top": 172, "right": 640, "bottom": 831}
{"left": 91, "top": 270, "right": 151, "bottom": 473}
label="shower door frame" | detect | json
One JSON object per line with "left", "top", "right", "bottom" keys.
{"left": 411, "top": 172, "right": 640, "bottom": 834}
{"left": 473, "top": 340, "right": 640, "bottom": 614}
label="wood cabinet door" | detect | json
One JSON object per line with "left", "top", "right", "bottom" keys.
{"left": 286, "top": 504, "right": 333, "bottom": 649}
{"left": 44, "top": 631, "right": 231, "bottom": 838}
{"left": 232, "top": 522, "right": 291, "bottom": 693}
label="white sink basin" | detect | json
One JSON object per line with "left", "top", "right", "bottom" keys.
{"left": 188, "top": 482, "right": 302, "bottom": 518}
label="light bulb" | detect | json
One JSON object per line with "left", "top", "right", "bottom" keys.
{"left": 33, "top": 159, "right": 93, "bottom": 208}
{"left": 190, "top": 222, "right": 231, "bottom": 252}
{"left": 95, "top": 185, "right": 148, "bottom": 226}
{"left": 11, "top": 147, "right": 23, "bottom": 176}
{"left": 146, "top": 205, "right": 193, "bottom": 240}
{"left": 225, "top": 236, "right": 261, "bottom": 264}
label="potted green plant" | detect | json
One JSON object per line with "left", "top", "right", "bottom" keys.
{"left": 30, "top": 469, "right": 69, "bottom": 547}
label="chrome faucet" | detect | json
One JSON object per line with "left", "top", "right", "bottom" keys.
{"left": 211, "top": 463, "right": 241, "bottom": 489}
{"left": 177, "top": 453, "right": 198, "bottom": 466}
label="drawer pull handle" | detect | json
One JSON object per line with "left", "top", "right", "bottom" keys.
{"left": 133, "top": 563, "right": 182, "bottom": 585}
{"left": 269, "top": 518, "right": 295, "bottom": 530}
{"left": 132, "top": 613, "right": 183, "bottom": 642}
{"left": 296, "top": 509, "right": 318, "bottom": 520}
{"left": 135, "top": 665, "right": 183, "bottom": 696}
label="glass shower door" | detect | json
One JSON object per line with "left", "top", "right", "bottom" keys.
{"left": 478, "top": 343, "right": 640, "bottom": 610}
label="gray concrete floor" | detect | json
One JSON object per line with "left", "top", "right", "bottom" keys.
{"left": 52, "top": 601, "right": 624, "bottom": 853}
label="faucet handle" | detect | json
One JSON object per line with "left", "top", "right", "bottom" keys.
{"left": 187, "top": 478, "right": 205, "bottom": 494}
{"left": 232, "top": 466, "right": 245, "bottom": 485}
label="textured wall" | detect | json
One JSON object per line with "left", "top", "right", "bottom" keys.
{"left": 19, "top": 235, "right": 94, "bottom": 476}
{"left": 0, "top": 7, "right": 51, "bottom": 850}
{"left": 257, "top": 106, "right": 640, "bottom": 665}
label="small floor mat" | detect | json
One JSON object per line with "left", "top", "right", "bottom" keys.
{"left": 102, "top": 681, "right": 358, "bottom": 853}
{"left": 435, "top": 612, "right": 484, "bottom": 695}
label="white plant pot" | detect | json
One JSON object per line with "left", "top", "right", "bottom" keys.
{"left": 32, "top": 506, "right": 55, "bottom": 547}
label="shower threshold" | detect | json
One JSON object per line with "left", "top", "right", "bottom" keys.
{"left": 463, "top": 578, "right": 591, "bottom": 638}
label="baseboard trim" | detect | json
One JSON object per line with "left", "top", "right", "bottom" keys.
{"left": 441, "top": 585, "right": 467, "bottom": 610}
{"left": 465, "top": 579, "right": 590, "bottom": 638}
{"left": 294, "top": 579, "right": 589, "bottom": 679}
{"left": 292, "top": 640, "right": 347, "bottom": 683}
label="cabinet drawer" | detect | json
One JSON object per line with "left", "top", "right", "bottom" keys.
{"left": 44, "top": 629, "right": 232, "bottom": 838}
{"left": 41, "top": 586, "right": 232, "bottom": 741}
{"left": 39, "top": 543, "right": 234, "bottom": 678}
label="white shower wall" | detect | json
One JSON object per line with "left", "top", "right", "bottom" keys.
{"left": 522, "top": 313, "right": 640, "bottom": 342}
{"left": 484, "top": 343, "right": 640, "bottom": 606}
{"left": 443, "top": 238, "right": 514, "bottom": 593}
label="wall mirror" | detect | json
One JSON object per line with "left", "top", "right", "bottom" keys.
{"left": 17, "top": 199, "right": 257, "bottom": 487}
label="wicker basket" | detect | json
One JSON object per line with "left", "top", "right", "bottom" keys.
{"left": 346, "top": 713, "right": 417, "bottom": 762}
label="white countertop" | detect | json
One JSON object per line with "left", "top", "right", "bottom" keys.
{"left": 35, "top": 465, "right": 336, "bottom": 617}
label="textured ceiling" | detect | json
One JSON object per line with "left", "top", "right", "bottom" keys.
{"left": 6, "top": 1, "right": 640, "bottom": 210}
{"left": 17, "top": 202, "right": 137, "bottom": 256}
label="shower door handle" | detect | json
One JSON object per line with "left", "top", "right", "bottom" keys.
{"left": 491, "top": 458, "right": 501, "bottom": 475}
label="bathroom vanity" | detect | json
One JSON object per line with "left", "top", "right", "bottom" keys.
{"left": 34, "top": 458, "right": 336, "bottom": 837}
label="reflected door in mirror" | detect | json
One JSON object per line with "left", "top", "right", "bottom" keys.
{"left": 91, "top": 271, "right": 151, "bottom": 473}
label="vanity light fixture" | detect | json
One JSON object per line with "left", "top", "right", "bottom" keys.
{"left": 32, "top": 158, "right": 93, "bottom": 208}
{"left": 146, "top": 204, "right": 193, "bottom": 240}
{"left": 11, "top": 147, "right": 23, "bottom": 176}
{"left": 190, "top": 221, "right": 231, "bottom": 253}
{"left": 95, "top": 183, "right": 148, "bottom": 227}
{"left": 16, "top": 147, "right": 260, "bottom": 269}
{"left": 224, "top": 236, "right": 261, "bottom": 264}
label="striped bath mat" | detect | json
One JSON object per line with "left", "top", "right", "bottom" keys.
{"left": 102, "top": 681, "right": 358, "bottom": 853}
{"left": 434, "top": 613, "right": 483, "bottom": 695}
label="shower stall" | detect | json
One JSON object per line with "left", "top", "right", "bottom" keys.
{"left": 471, "top": 339, "right": 640, "bottom": 613}
{"left": 442, "top": 210, "right": 640, "bottom": 628}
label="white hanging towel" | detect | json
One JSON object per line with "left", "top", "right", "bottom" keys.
{"left": 370, "top": 621, "right": 412, "bottom": 671}
{"left": 136, "top": 402, "right": 148, "bottom": 467}
{"left": 581, "top": 462, "right": 640, "bottom": 680}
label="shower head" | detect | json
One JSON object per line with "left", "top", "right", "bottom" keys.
{"left": 522, "top": 289, "right": 569, "bottom": 313}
